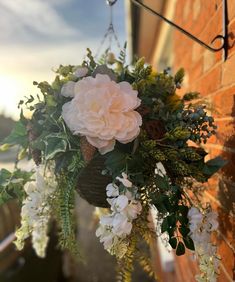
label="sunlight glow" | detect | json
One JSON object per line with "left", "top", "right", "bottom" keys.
{"left": 0, "top": 75, "right": 28, "bottom": 120}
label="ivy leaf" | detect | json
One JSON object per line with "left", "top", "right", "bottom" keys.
{"left": 169, "top": 237, "right": 177, "bottom": 249}
{"left": 44, "top": 134, "right": 67, "bottom": 160}
{"left": 0, "top": 169, "right": 12, "bottom": 187}
{"left": 183, "top": 236, "right": 195, "bottom": 251}
{"left": 0, "top": 169, "right": 32, "bottom": 206}
{"left": 176, "top": 242, "right": 185, "bottom": 256}
{"left": 3, "top": 120, "right": 28, "bottom": 148}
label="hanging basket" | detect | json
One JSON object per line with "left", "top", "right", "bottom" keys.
{"left": 76, "top": 137, "right": 111, "bottom": 208}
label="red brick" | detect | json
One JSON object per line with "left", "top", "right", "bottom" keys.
{"left": 193, "top": 0, "right": 201, "bottom": 21}
{"left": 212, "top": 86, "right": 235, "bottom": 117}
{"left": 174, "top": 251, "right": 198, "bottom": 282}
{"left": 228, "top": 0, "right": 235, "bottom": 22}
{"left": 228, "top": 19, "right": 235, "bottom": 57}
{"left": 200, "top": 5, "right": 223, "bottom": 48}
{"left": 218, "top": 264, "right": 234, "bottom": 282}
{"left": 222, "top": 53, "right": 235, "bottom": 86}
{"left": 217, "top": 238, "right": 235, "bottom": 279}
{"left": 188, "top": 58, "right": 203, "bottom": 84}
{"left": 191, "top": 65, "right": 222, "bottom": 95}
{"left": 211, "top": 119, "right": 235, "bottom": 146}
{"left": 204, "top": 147, "right": 235, "bottom": 183}
{"left": 172, "top": 1, "right": 235, "bottom": 280}
{"left": 191, "top": 0, "right": 222, "bottom": 36}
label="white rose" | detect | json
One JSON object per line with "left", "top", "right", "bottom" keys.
{"left": 62, "top": 74, "right": 142, "bottom": 154}
{"left": 73, "top": 66, "right": 88, "bottom": 78}
{"left": 61, "top": 81, "right": 76, "bottom": 98}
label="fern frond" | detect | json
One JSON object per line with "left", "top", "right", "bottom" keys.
{"left": 118, "top": 42, "right": 127, "bottom": 65}
{"left": 137, "top": 253, "right": 157, "bottom": 280}
{"left": 116, "top": 235, "right": 137, "bottom": 282}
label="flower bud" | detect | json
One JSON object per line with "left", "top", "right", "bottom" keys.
{"left": 106, "top": 52, "right": 116, "bottom": 65}
{"left": 0, "top": 143, "right": 11, "bottom": 152}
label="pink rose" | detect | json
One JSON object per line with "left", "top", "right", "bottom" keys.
{"left": 62, "top": 74, "right": 142, "bottom": 154}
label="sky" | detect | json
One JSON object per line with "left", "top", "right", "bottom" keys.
{"left": 0, "top": 0, "right": 127, "bottom": 119}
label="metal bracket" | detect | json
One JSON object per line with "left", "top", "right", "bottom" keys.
{"left": 131, "top": 0, "right": 228, "bottom": 60}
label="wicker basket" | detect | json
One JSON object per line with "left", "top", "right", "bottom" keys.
{"left": 76, "top": 137, "right": 111, "bottom": 208}
{"left": 29, "top": 125, "right": 111, "bottom": 208}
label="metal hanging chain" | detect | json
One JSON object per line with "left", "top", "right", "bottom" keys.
{"left": 95, "top": 0, "right": 121, "bottom": 58}
{"left": 131, "top": 0, "right": 227, "bottom": 55}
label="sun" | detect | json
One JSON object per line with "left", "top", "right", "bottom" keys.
{"left": 0, "top": 75, "right": 26, "bottom": 120}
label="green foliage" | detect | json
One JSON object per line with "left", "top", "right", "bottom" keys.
{"left": 174, "top": 68, "right": 185, "bottom": 85}
{"left": 182, "top": 91, "right": 199, "bottom": 101}
{"left": 116, "top": 235, "right": 137, "bottom": 282}
{"left": 105, "top": 149, "right": 128, "bottom": 177}
{"left": 118, "top": 42, "right": 127, "bottom": 65}
{"left": 44, "top": 133, "right": 68, "bottom": 160}
{"left": 165, "top": 126, "right": 191, "bottom": 141}
{"left": 0, "top": 168, "right": 32, "bottom": 205}
{"left": 203, "top": 156, "right": 227, "bottom": 177}
{"left": 0, "top": 48, "right": 225, "bottom": 281}
{"left": 137, "top": 254, "right": 156, "bottom": 280}
{"left": 2, "top": 119, "right": 28, "bottom": 148}
{"left": 158, "top": 204, "right": 194, "bottom": 256}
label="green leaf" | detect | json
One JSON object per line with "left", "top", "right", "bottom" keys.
{"left": 174, "top": 68, "right": 185, "bottom": 84}
{"left": 154, "top": 174, "right": 169, "bottom": 190}
{"left": 177, "top": 216, "right": 189, "bottom": 225}
{"left": 176, "top": 242, "right": 185, "bottom": 256}
{"left": 44, "top": 134, "right": 67, "bottom": 160}
{"left": 203, "top": 156, "right": 227, "bottom": 176}
{"left": 0, "top": 169, "right": 12, "bottom": 187}
{"left": 3, "top": 120, "right": 28, "bottom": 148}
{"left": 167, "top": 214, "right": 176, "bottom": 227}
{"left": 182, "top": 92, "right": 199, "bottom": 101}
{"left": 169, "top": 237, "right": 177, "bottom": 249}
{"left": 105, "top": 150, "right": 127, "bottom": 174}
{"left": 179, "top": 226, "right": 190, "bottom": 237}
{"left": 161, "top": 217, "right": 169, "bottom": 233}
{"left": 183, "top": 236, "right": 195, "bottom": 251}
{"left": 178, "top": 205, "right": 189, "bottom": 217}
{"left": 0, "top": 169, "right": 32, "bottom": 206}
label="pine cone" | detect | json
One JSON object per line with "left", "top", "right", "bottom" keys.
{"left": 144, "top": 120, "right": 166, "bottom": 140}
{"left": 80, "top": 137, "right": 96, "bottom": 164}
{"left": 27, "top": 121, "right": 41, "bottom": 165}
{"left": 136, "top": 105, "right": 151, "bottom": 117}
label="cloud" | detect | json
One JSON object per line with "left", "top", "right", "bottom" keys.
{"left": 0, "top": 0, "right": 77, "bottom": 42}
{"left": 0, "top": 40, "right": 98, "bottom": 119}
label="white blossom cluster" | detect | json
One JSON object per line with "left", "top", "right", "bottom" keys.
{"left": 188, "top": 207, "right": 220, "bottom": 282}
{"left": 15, "top": 165, "right": 56, "bottom": 258}
{"left": 96, "top": 173, "right": 142, "bottom": 258}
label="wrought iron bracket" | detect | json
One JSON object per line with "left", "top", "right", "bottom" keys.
{"left": 131, "top": 0, "right": 228, "bottom": 60}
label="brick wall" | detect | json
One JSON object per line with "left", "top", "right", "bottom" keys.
{"left": 173, "top": 0, "right": 235, "bottom": 281}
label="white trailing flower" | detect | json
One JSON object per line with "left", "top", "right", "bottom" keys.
{"left": 62, "top": 74, "right": 142, "bottom": 154}
{"left": 116, "top": 172, "right": 133, "bottom": 187}
{"left": 14, "top": 165, "right": 56, "bottom": 258}
{"left": 155, "top": 162, "right": 167, "bottom": 177}
{"left": 188, "top": 207, "right": 220, "bottom": 282}
{"left": 96, "top": 173, "right": 142, "bottom": 258}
